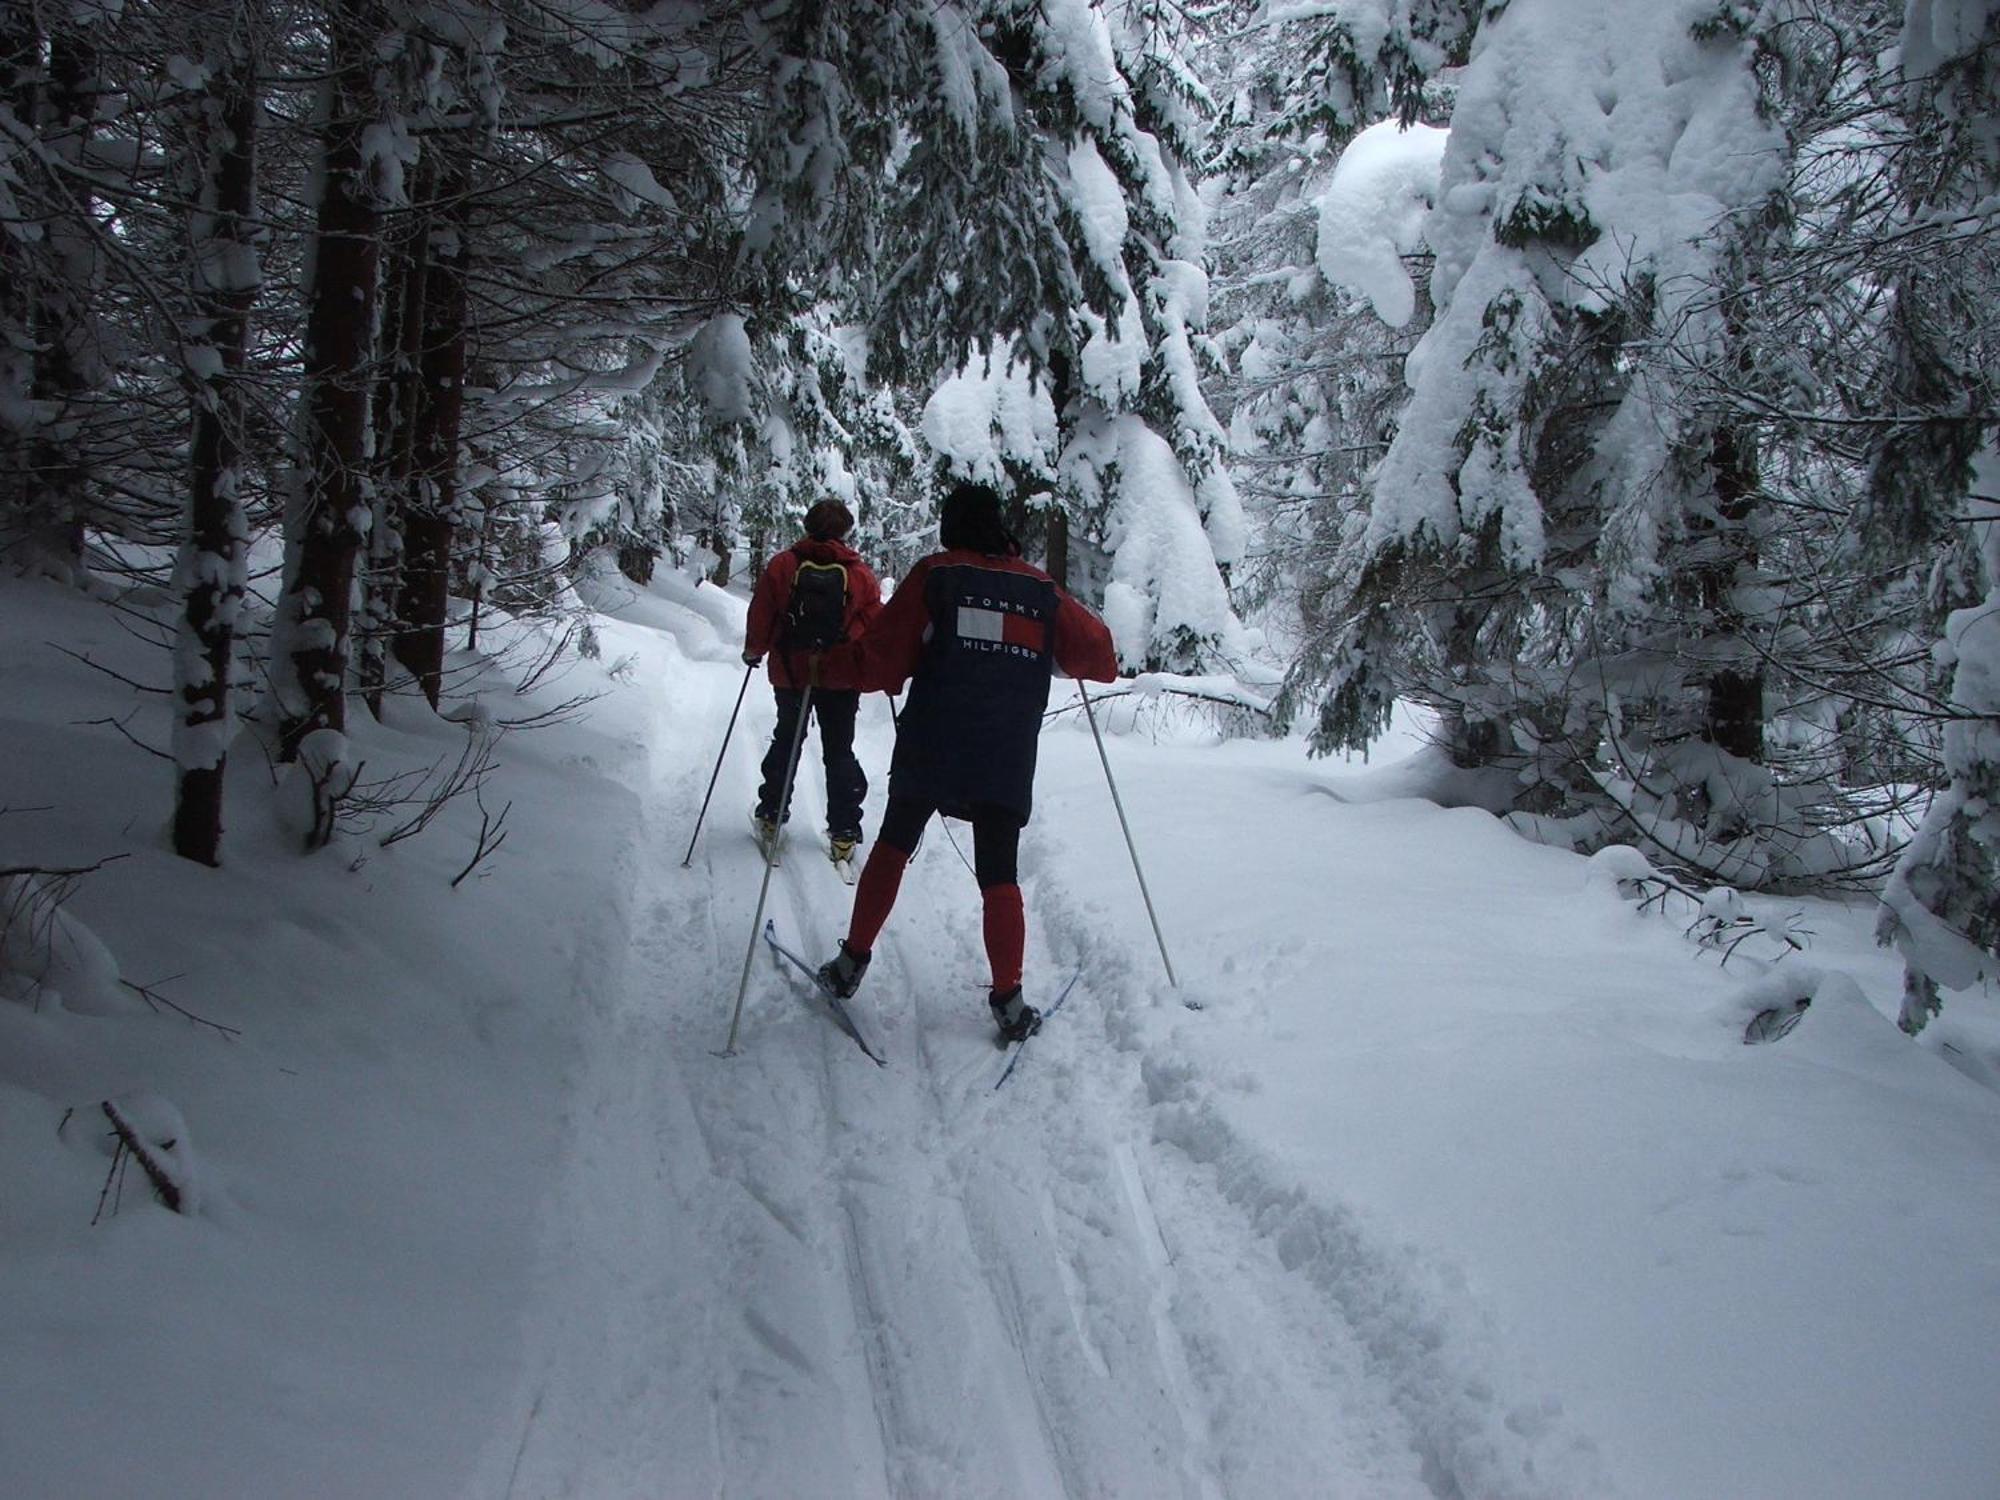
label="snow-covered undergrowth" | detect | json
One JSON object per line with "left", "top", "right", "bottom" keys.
{"left": 5, "top": 566, "right": 1999, "bottom": 1499}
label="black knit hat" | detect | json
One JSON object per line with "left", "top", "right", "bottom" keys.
{"left": 939, "top": 482, "right": 1019, "bottom": 556}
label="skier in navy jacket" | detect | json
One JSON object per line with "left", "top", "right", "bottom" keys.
{"left": 814, "top": 482, "right": 1119, "bottom": 1043}
{"left": 743, "top": 500, "right": 882, "bottom": 862}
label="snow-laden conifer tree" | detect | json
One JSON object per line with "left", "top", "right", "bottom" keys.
{"left": 740, "top": 0, "right": 1251, "bottom": 671}
{"left": 1297, "top": 0, "right": 1883, "bottom": 888}
{"left": 1872, "top": 0, "right": 2000, "bottom": 1031}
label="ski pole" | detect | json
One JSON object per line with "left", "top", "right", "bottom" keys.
{"left": 1078, "top": 679, "right": 1177, "bottom": 987}
{"left": 722, "top": 656, "right": 819, "bottom": 1055}
{"left": 683, "top": 661, "right": 757, "bottom": 867}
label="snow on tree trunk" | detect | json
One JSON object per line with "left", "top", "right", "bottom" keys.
{"left": 272, "top": 1, "right": 383, "bottom": 835}
{"left": 173, "top": 19, "right": 259, "bottom": 867}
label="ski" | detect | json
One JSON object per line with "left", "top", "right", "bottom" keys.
{"left": 993, "top": 968, "right": 1082, "bottom": 1090}
{"left": 751, "top": 812, "right": 784, "bottom": 867}
{"left": 830, "top": 849, "right": 858, "bottom": 885}
{"left": 762, "top": 919, "right": 886, "bottom": 1066}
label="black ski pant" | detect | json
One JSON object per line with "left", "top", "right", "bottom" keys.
{"left": 757, "top": 687, "right": 866, "bottom": 840}
{"left": 876, "top": 796, "right": 1021, "bottom": 886}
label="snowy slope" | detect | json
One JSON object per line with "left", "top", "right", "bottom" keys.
{"left": 4, "top": 567, "right": 1999, "bottom": 1499}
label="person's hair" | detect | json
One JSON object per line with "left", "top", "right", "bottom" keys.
{"left": 803, "top": 499, "right": 854, "bottom": 541}
{"left": 939, "top": 482, "right": 1019, "bottom": 556}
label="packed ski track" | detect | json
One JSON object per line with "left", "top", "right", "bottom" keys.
{"left": 495, "top": 599, "right": 1599, "bottom": 1500}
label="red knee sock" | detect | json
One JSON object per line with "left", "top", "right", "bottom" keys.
{"left": 982, "top": 883, "right": 1025, "bottom": 993}
{"left": 846, "top": 842, "right": 911, "bottom": 954}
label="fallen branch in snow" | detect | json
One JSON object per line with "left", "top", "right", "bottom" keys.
{"left": 46, "top": 643, "right": 171, "bottom": 695}
{"left": 450, "top": 792, "right": 511, "bottom": 889}
{"left": 77, "top": 712, "right": 172, "bottom": 761}
{"left": 495, "top": 692, "right": 600, "bottom": 731}
{"left": 1592, "top": 852, "right": 1812, "bottom": 969}
{"left": 1, "top": 856, "right": 128, "bottom": 1010}
{"left": 512, "top": 620, "right": 588, "bottom": 695}
{"left": 1045, "top": 679, "right": 1274, "bottom": 720}
{"left": 373, "top": 735, "right": 496, "bottom": 850}
{"left": 97, "top": 1100, "right": 183, "bottom": 1217}
{"left": 119, "top": 975, "right": 240, "bottom": 1039}
{"left": 0, "top": 854, "right": 126, "bottom": 882}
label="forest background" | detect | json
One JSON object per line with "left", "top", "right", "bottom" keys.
{"left": 7, "top": 0, "right": 1999, "bottom": 1024}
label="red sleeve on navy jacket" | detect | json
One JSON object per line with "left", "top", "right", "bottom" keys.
{"left": 1052, "top": 589, "right": 1119, "bottom": 682}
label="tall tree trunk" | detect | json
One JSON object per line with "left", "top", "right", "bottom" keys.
{"left": 11, "top": 28, "right": 97, "bottom": 583}
{"left": 1700, "top": 427, "right": 1764, "bottom": 765}
{"left": 393, "top": 165, "right": 468, "bottom": 710}
{"left": 359, "top": 184, "right": 431, "bottom": 718}
{"left": 0, "top": 13, "right": 37, "bottom": 523}
{"left": 1044, "top": 509, "right": 1070, "bottom": 591}
{"left": 172, "top": 20, "right": 259, "bottom": 866}
{"left": 1042, "top": 347, "right": 1076, "bottom": 588}
{"left": 275, "top": 0, "right": 381, "bottom": 786}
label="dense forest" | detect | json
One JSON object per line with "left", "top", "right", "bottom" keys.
{"left": 4, "top": 0, "right": 1997, "bottom": 1032}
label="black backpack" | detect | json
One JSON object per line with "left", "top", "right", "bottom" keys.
{"left": 781, "top": 558, "right": 848, "bottom": 654}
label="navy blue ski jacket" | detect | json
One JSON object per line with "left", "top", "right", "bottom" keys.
{"left": 827, "top": 548, "right": 1118, "bottom": 821}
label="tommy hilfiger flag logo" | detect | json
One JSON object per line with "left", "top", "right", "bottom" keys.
{"left": 957, "top": 601, "right": 1048, "bottom": 656}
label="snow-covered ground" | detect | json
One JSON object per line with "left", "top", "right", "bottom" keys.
{"left": 4, "top": 566, "right": 1999, "bottom": 1499}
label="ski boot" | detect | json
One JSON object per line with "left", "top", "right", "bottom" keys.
{"left": 989, "top": 986, "right": 1041, "bottom": 1047}
{"left": 752, "top": 809, "right": 783, "bottom": 863}
{"left": 817, "top": 939, "right": 870, "bottom": 1000}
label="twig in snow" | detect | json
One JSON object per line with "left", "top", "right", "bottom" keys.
{"left": 77, "top": 713, "right": 173, "bottom": 761}
{"left": 97, "top": 1099, "right": 183, "bottom": 1216}
{"left": 46, "top": 643, "right": 170, "bottom": 695}
{"left": 120, "top": 975, "right": 241, "bottom": 1038}
{"left": 451, "top": 794, "right": 511, "bottom": 888}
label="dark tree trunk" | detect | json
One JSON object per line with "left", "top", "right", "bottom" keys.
{"left": 392, "top": 166, "right": 468, "bottom": 710}
{"left": 173, "top": 28, "right": 258, "bottom": 867}
{"left": 1700, "top": 428, "right": 1765, "bottom": 764}
{"left": 278, "top": 1, "right": 381, "bottom": 774}
{"left": 15, "top": 29, "right": 95, "bottom": 581}
{"left": 1441, "top": 604, "right": 1503, "bottom": 769}
{"left": 699, "top": 525, "right": 732, "bottom": 587}
{"left": 359, "top": 187, "right": 431, "bottom": 718}
{"left": 0, "top": 13, "right": 36, "bottom": 521}
{"left": 617, "top": 543, "right": 658, "bottom": 584}
{"left": 1042, "top": 347, "right": 1077, "bottom": 587}
{"left": 1044, "top": 509, "right": 1070, "bottom": 591}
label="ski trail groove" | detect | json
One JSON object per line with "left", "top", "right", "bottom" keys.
{"left": 1113, "top": 1141, "right": 1224, "bottom": 1500}
{"left": 883, "top": 918, "right": 1088, "bottom": 1498}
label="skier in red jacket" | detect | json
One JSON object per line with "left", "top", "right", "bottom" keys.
{"left": 813, "top": 482, "right": 1119, "bottom": 1044}
{"left": 743, "top": 500, "right": 883, "bottom": 866}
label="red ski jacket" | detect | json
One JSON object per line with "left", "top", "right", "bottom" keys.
{"left": 744, "top": 537, "right": 883, "bottom": 690}
{"left": 825, "top": 548, "right": 1118, "bottom": 820}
